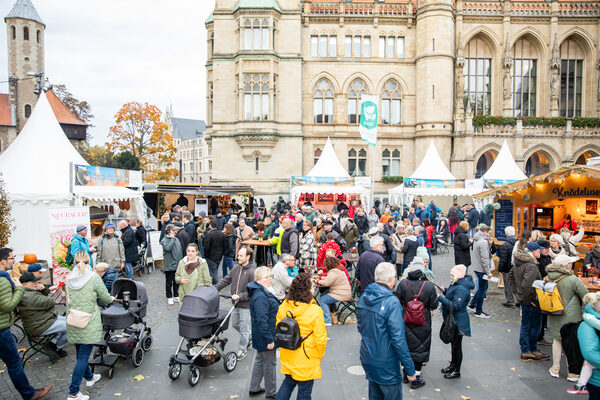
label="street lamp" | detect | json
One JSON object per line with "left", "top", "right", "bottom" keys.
{"left": 179, "top": 159, "right": 182, "bottom": 183}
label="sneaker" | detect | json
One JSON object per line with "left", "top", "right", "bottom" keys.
{"left": 410, "top": 376, "right": 426, "bottom": 389}
{"left": 249, "top": 388, "right": 266, "bottom": 397}
{"left": 237, "top": 350, "right": 247, "bottom": 360}
{"left": 246, "top": 340, "right": 252, "bottom": 350}
{"left": 567, "top": 384, "right": 589, "bottom": 395}
{"left": 503, "top": 302, "right": 516, "bottom": 308}
{"left": 474, "top": 312, "right": 491, "bottom": 319}
{"left": 567, "top": 373, "right": 580, "bottom": 382}
{"left": 467, "top": 305, "right": 476, "bottom": 313}
{"left": 325, "top": 323, "right": 332, "bottom": 327}
{"left": 174, "top": 297, "right": 180, "bottom": 303}
{"left": 549, "top": 366, "right": 560, "bottom": 378}
{"left": 532, "top": 350, "right": 551, "bottom": 361}
{"left": 68, "top": 393, "right": 90, "bottom": 400}
{"left": 520, "top": 352, "right": 537, "bottom": 362}
{"left": 85, "top": 373, "right": 102, "bottom": 387}
{"left": 167, "top": 298, "right": 174, "bottom": 306}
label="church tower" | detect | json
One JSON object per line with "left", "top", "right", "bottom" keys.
{"left": 5, "top": 0, "right": 45, "bottom": 132}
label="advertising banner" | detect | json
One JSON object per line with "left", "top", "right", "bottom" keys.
{"left": 74, "top": 164, "right": 140, "bottom": 187}
{"left": 359, "top": 95, "right": 378, "bottom": 146}
{"left": 48, "top": 206, "right": 91, "bottom": 282}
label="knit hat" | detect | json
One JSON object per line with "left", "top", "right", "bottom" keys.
{"left": 199, "top": 211, "right": 207, "bottom": 217}
{"left": 450, "top": 264, "right": 467, "bottom": 281}
{"left": 525, "top": 242, "right": 543, "bottom": 252}
{"left": 76, "top": 225, "right": 87, "bottom": 233}
{"left": 27, "top": 263, "right": 47, "bottom": 273}
{"left": 19, "top": 271, "right": 42, "bottom": 283}
{"left": 407, "top": 257, "right": 425, "bottom": 273}
{"left": 104, "top": 223, "right": 115, "bottom": 232}
{"left": 368, "top": 227, "right": 379, "bottom": 236}
{"left": 416, "top": 246, "right": 429, "bottom": 261}
{"left": 537, "top": 239, "right": 550, "bottom": 249}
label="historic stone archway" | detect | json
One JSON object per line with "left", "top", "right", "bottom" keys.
{"left": 475, "top": 149, "right": 499, "bottom": 178}
{"left": 525, "top": 150, "right": 552, "bottom": 176}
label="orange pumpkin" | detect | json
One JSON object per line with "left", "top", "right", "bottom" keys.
{"left": 23, "top": 254, "right": 37, "bottom": 264}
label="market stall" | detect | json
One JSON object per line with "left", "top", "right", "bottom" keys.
{"left": 388, "top": 140, "right": 481, "bottom": 207}
{"left": 290, "top": 138, "right": 370, "bottom": 211}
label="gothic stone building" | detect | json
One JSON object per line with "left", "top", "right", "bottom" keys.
{"left": 205, "top": 0, "right": 599, "bottom": 199}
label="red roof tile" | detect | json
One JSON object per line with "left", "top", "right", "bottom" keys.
{"left": 0, "top": 94, "right": 13, "bottom": 126}
{"left": 46, "top": 90, "right": 87, "bottom": 126}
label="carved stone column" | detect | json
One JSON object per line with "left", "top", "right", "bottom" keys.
{"left": 549, "top": 34, "right": 560, "bottom": 117}
{"left": 502, "top": 34, "right": 513, "bottom": 117}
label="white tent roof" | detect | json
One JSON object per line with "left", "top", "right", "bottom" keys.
{"left": 482, "top": 140, "right": 527, "bottom": 182}
{"left": 307, "top": 137, "right": 350, "bottom": 178}
{"left": 409, "top": 140, "right": 456, "bottom": 180}
{"left": 0, "top": 91, "right": 87, "bottom": 202}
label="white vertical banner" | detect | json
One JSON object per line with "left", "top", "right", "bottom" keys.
{"left": 359, "top": 95, "right": 379, "bottom": 146}
{"left": 48, "top": 206, "right": 91, "bottom": 282}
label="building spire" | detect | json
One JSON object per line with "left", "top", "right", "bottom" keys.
{"left": 5, "top": 0, "right": 45, "bottom": 26}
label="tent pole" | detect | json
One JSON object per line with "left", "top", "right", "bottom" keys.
{"left": 370, "top": 143, "right": 376, "bottom": 210}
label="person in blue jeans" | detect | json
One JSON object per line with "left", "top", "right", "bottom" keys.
{"left": 468, "top": 225, "right": 494, "bottom": 318}
{"left": 509, "top": 242, "right": 550, "bottom": 362}
{"left": 0, "top": 247, "right": 53, "bottom": 400}
{"left": 223, "top": 223, "right": 237, "bottom": 278}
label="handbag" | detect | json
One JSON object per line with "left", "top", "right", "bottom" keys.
{"left": 65, "top": 287, "right": 96, "bottom": 329}
{"left": 439, "top": 302, "right": 457, "bottom": 344}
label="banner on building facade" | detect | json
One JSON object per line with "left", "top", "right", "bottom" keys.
{"left": 48, "top": 206, "right": 91, "bottom": 282}
{"left": 359, "top": 95, "right": 378, "bottom": 146}
{"left": 73, "top": 164, "right": 142, "bottom": 188}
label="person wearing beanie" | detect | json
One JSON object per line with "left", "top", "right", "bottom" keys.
{"left": 437, "top": 264, "right": 475, "bottom": 379}
{"left": 96, "top": 223, "right": 125, "bottom": 272}
{"left": 69, "top": 225, "right": 95, "bottom": 267}
{"left": 395, "top": 257, "right": 439, "bottom": 389}
{"left": 509, "top": 241, "right": 550, "bottom": 362}
{"left": 453, "top": 221, "right": 472, "bottom": 269}
{"left": 416, "top": 247, "right": 430, "bottom": 268}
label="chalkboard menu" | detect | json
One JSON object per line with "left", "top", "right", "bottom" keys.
{"left": 148, "top": 230, "right": 164, "bottom": 261}
{"left": 494, "top": 199, "right": 514, "bottom": 241}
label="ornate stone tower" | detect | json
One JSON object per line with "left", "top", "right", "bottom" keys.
{"left": 414, "top": 0, "right": 454, "bottom": 164}
{"left": 5, "top": 0, "right": 45, "bottom": 132}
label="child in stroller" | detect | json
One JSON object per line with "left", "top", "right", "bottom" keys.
{"left": 168, "top": 285, "right": 238, "bottom": 387}
{"left": 89, "top": 279, "right": 152, "bottom": 378}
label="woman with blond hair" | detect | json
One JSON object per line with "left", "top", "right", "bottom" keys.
{"left": 66, "top": 251, "right": 115, "bottom": 400}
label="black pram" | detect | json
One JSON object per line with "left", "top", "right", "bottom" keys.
{"left": 89, "top": 279, "right": 152, "bottom": 378}
{"left": 168, "top": 286, "right": 238, "bottom": 387}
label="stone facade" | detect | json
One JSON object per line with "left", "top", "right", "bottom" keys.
{"left": 206, "top": 0, "right": 599, "bottom": 199}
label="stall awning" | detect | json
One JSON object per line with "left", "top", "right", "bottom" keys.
{"left": 74, "top": 186, "right": 143, "bottom": 201}
{"left": 290, "top": 185, "right": 371, "bottom": 207}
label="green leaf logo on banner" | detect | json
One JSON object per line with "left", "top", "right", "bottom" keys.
{"left": 360, "top": 100, "right": 378, "bottom": 130}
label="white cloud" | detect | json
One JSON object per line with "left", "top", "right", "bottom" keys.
{"left": 0, "top": 0, "right": 214, "bottom": 145}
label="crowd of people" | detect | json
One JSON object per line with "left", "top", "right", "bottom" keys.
{"left": 2, "top": 197, "right": 600, "bottom": 399}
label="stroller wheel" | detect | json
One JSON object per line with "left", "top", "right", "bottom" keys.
{"left": 141, "top": 335, "right": 153, "bottom": 352}
{"left": 224, "top": 351, "right": 237, "bottom": 372}
{"left": 108, "top": 367, "right": 114, "bottom": 379}
{"left": 131, "top": 347, "right": 144, "bottom": 368}
{"left": 168, "top": 362, "right": 182, "bottom": 380}
{"left": 188, "top": 367, "right": 201, "bottom": 387}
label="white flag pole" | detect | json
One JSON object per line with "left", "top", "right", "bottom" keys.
{"left": 359, "top": 95, "right": 379, "bottom": 210}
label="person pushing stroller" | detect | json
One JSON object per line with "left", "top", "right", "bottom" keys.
{"left": 215, "top": 245, "right": 256, "bottom": 360}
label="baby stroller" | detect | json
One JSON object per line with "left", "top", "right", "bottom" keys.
{"left": 168, "top": 286, "right": 238, "bottom": 386}
{"left": 89, "top": 279, "right": 152, "bottom": 378}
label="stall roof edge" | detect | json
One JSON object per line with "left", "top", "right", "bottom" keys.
{"left": 144, "top": 183, "right": 254, "bottom": 195}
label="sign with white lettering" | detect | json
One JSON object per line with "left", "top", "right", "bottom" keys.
{"left": 48, "top": 207, "right": 91, "bottom": 282}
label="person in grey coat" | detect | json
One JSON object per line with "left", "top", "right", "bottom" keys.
{"left": 468, "top": 225, "right": 493, "bottom": 318}
{"left": 161, "top": 224, "right": 183, "bottom": 305}
{"left": 96, "top": 224, "right": 125, "bottom": 271}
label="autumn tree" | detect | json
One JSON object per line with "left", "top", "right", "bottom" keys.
{"left": 114, "top": 151, "right": 140, "bottom": 171}
{"left": 83, "top": 145, "right": 116, "bottom": 168}
{"left": 52, "top": 84, "right": 95, "bottom": 126}
{"left": 106, "top": 102, "right": 178, "bottom": 182}
{"left": 0, "top": 174, "right": 14, "bottom": 247}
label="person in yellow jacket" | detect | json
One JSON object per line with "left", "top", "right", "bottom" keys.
{"left": 269, "top": 222, "right": 285, "bottom": 260}
{"left": 276, "top": 273, "right": 327, "bottom": 399}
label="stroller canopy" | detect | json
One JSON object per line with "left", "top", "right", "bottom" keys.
{"left": 112, "top": 279, "right": 148, "bottom": 305}
{"left": 180, "top": 286, "right": 220, "bottom": 320}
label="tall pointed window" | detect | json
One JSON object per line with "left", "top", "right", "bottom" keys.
{"left": 244, "top": 74, "right": 269, "bottom": 120}
{"left": 313, "top": 79, "right": 334, "bottom": 124}
{"left": 382, "top": 149, "right": 401, "bottom": 176}
{"left": 347, "top": 79, "right": 367, "bottom": 124}
{"left": 381, "top": 79, "right": 401, "bottom": 125}
{"left": 348, "top": 148, "right": 367, "bottom": 176}
{"left": 560, "top": 39, "right": 584, "bottom": 118}
{"left": 511, "top": 38, "right": 538, "bottom": 117}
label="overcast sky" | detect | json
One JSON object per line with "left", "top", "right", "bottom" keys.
{"left": 0, "top": 0, "right": 214, "bottom": 145}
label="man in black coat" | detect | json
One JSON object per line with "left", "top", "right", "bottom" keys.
{"left": 131, "top": 218, "right": 147, "bottom": 248}
{"left": 183, "top": 212, "right": 197, "bottom": 243}
{"left": 173, "top": 221, "right": 190, "bottom": 255}
{"left": 394, "top": 258, "right": 439, "bottom": 389}
{"left": 203, "top": 219, "right": 225, "bottom": 284}
{"left": 453, "top": 222, "right": 472, "bottom": 268}
{"left": 119, "top": 220, "right": 138, "bottom": 280}
{"left": 356, "top": 236, "right": 386, "bottom": 294}
{"left": 497, "top": 226, "right": 518, "bottom": 307}
{"left": 467, "top": 205, "right": 480, "bottom": 237}
{"left": 354, "top": 208, "right": 370, "bottom": 236}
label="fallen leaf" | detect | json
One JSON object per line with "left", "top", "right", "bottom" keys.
{"left": 510, "top": 367, "right": 516, "bottom": 372}
{"left": 133, "top": 374, "right": 144, "bottom": 381}
{"left": 461, "top": 396, "right": 471, "bottom": 400}
{"left": 506, "top": 329, "right": 512, "bottom": 332}
{"left": 114, "top": 394, "right": 122, "bottom": 397}
{"left": 434, "top": 388, "right": 441, "bottom": 392}
{"left": 0, "top": 369, "right": 4, "bottom": 373}
{"left": 230, "top": 396, "right": 239, "bottom": 399}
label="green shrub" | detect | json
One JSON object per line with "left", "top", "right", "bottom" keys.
{"left": 381, "top": 176, "right": 403, "bottom": 184}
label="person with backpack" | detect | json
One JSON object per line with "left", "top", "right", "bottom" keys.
{"left": 498, "top": 226, "right": 518, "bottom": 308}
{"left": 437, "top": 264, "right": 475, "bottom": 379}
{"left": 545, "top": 254, "right": 589, "bottom": 381}
{"left": 275, "top": 274, "right": 327, "bottom": 400}
{"left": 358, "top": 262, "right": 416, "bottom": 398}
{"left": 394, "top": 257, "right": 439, "bottom": 389}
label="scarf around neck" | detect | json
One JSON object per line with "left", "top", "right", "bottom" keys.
{"left": 185, "top": 261, "right": 200, "bottom": 275}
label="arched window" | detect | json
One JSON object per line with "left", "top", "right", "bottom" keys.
{"left": 36, "top": 30, "right": 41, "bottom": 44}
{"left": 313, "top": 148, "right": 322, "bottom": 165}
{"left": 347, "top": 79, "right": 367, "bottom": 124}
{"left": 243, "top": 19, "right": 269, "bottom": 50}
{"left": 525, "top": 151, "right": 551, "bottom": 176}
{"left": 243, "top": 74, "right": 269, "bottom": 120}
{"left": 313, "top": 79, "right": 334, "bottom": 124}
{"left": 11, "top": 26, "right": 16, "bottom": 40}
{"left": 381, "top": 79, "right": 401, "bottom": 125}
{"left": 23, "top": 27, "right": 29, "bottom": 41}
{"left": 24, "top": 104, "right": 32, "bottom": 118}
{"left": 463, "top": 36, "right": 492, "bottom": 115}
{"left": 511, "top": 38, "right": 538, "bottom": 116}
{"left": 575, "top": 150, "right": 599, "bottom": 165}
{"left": 382, "top": 149, "right": 401, "bottom": 176}
{"left": 560, "top": 38, "right": 584, "bottom": 118}
{"left": 475, "top": 149, "right": 498, "bottom": 178}
{"left": 348, "top": 148, "right": 367, "bottom": 176}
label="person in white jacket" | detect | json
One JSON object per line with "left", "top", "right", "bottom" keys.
{"left": 270, "top": 254, "right": 297, "bottom": 301}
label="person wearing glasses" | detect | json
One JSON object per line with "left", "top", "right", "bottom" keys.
{"left": 248, "top": 266, "right": 279, "bottom": 398}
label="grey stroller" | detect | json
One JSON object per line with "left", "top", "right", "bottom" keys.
{"left": 168, "top": 286, "right": 238, "bottom": 386}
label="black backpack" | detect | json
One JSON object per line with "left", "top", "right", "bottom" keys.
{"left": 275, "top": 311, "right": 313, "bottom": 358}
{"left": 439, "top": 303, "right": 457, "bottom": 344}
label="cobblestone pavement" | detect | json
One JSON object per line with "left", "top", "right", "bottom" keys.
{"left": 1, "top": 250, "right": 575, "bottom": 399}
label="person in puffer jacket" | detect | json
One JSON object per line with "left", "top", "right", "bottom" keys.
{"left": 577, "top": 294, "right": 600, "bottom": 398}
{"left": 358, "top": 262, "right": 416, "bottom": 398}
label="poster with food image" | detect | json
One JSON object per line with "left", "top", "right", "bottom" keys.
{"left": 48, "top": 206, "right": 91, "bottom": 282}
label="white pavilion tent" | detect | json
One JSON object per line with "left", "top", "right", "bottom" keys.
{"left": 481, "top": 140, "right": 527, "bottom": 184}
{"left": 0, "top": 92, "right": 141, "bottom": 261}
{"left": 290, "top": 138, "right": 371, "bottom": 207}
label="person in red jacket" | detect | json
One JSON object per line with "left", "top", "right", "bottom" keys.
{"left": 423, "top": 219, "right": 435, "bottom": 268}
{"left": 317, "top": 233, "right": 342, "bottom": 270}
{"left": 554, "top": 214, "right": 578, "bottom": 232}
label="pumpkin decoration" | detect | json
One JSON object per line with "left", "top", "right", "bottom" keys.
{"left": 23, "top": 254, "right": 37, "bottom": 264}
